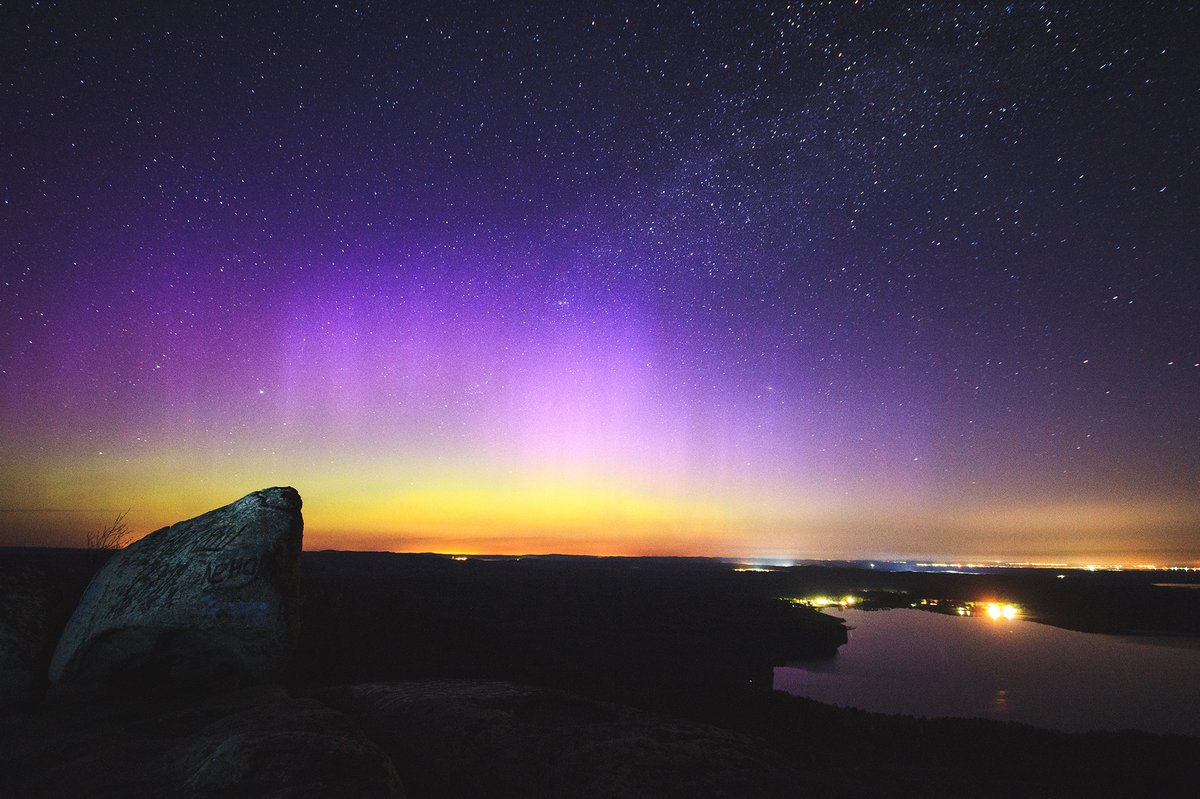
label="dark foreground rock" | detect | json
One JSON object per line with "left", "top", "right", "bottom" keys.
{"left": 49, "top": 487, "right": 304, "bottom": 695}
{"left": 0, "top": 567, "right": 52, "bottom": 711}
{"left": 2, "top": 678, "right": 807, "bottom": 799}
{"left": 317, "top": 680, "right": 809, "bottom": 798}
{"left": 0, "top": 684, "right": 402, "bottom": 798}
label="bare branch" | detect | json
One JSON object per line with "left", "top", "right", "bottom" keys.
{"left": 86, "top": 510, "right": 132, "bottom": 551}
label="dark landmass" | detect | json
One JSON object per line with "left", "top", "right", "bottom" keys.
{"left": 756, "top": 560, "right": 1200, "bottom": 637}
{"left": 293, "top": 551, "right": 849, "bottom": 704}
{"left": 3, "top": 547, "right": 1200, "bottom": 797}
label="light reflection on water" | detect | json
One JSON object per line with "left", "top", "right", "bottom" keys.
{"left": 774, "top": 608, "right": 1200, "bottom": 737}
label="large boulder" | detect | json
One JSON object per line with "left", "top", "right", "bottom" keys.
{"left": 49, "top": 487, "right": 304, "bottom": 695}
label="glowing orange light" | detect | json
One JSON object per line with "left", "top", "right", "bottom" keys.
{"left": 982, "top": 602, "right": 1019, "bottom": 620}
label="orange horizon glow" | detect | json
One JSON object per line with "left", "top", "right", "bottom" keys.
{"left": 3, "top": 466, "right": 1198, "bottom": 568}
{"left": 2, "top": 435, "right": 1198, "bottom": 567}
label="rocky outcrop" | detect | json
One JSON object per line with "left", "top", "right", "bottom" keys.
{"left": 49, "top": 487, "right": 304, "bottom": 695}
{"left": 0, "top": 684, "right": 403, "bottom": 798}
{"left": 317, "top": 681, "right": 804, "bottom": 798}
{"left": 175, "top": 688, "right": 404, "bottom": 798}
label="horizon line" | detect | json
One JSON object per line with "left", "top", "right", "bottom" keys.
{"left": 5, "top": 543, "right": 1197, "bottom": 571}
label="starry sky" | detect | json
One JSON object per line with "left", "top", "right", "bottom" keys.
{"left": 2, "top": 1, "right": 1198, "bottom": 564}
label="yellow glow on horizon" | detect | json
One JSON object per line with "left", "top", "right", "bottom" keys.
{"left": 298, "top": 470, "right": 757, "bottom": 554}
{"left": 3, "top": 441, "right": 1199, "bottom": 565}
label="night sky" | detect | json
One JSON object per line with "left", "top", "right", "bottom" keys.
{"left": 2, "top": 1, "right": 1198, "bottom": 564}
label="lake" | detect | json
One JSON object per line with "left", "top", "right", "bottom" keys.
{"left": 773, "top": 608, "right": 1200, "bottom": 737}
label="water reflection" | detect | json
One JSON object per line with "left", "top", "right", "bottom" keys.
{"left": 774, "top": 608, "right": 1200, "bottom": 736}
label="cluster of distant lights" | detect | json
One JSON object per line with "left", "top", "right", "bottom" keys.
{"left": 914, "top": 561, "right": 1197, "bottom": 572}
{"left": 916, "top": 598, "right": 1020, "bottom": 620}
{"left": 786, "top": 595, "right": 1022, "bottom": 621}
{"left": 789, "top": 595, "right": 860, "bottom": 609}
{"left": 444, "top": 557, "right": 1197, "bottom": 573}
{"left": 733, "top": 561, "right": 1197, "bottom": 573}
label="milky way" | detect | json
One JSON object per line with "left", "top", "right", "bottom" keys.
{"left": 2, "top": 2, "right": 1197, "bottom": 563}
